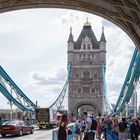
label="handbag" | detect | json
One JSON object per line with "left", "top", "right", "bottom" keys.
{"left": 68, "top": 129, "right": 72, "bottom": 135}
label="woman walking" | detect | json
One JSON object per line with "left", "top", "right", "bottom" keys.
{"left": 58, "top": 121, "right": 67, "bottom": 140}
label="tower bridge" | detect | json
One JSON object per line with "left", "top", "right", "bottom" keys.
{"left": 0, "top": 1, "right": 140, "bottom": 139}
{"left": 0, "top": 0, "right": 139, "bottom": 118}
{"left": 0, "top": 20, "right": 139, "bottom": 118}
{"left": 0, "top": 1, "right": 139, "bottom": 117}
{"left": 67, "top": 20, "right": 106, "bottom": 116}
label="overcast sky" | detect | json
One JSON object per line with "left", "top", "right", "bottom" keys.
{"left": 0, "top": 8, "right": 139, "bottom": 110}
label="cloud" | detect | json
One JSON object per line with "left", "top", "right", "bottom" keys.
{"left": 31, "top": 67, "right": 66, "bottom": 85}
{"left": 20, "top": 67, "right": 67, "bottom": 107}
{"left": 101, "top": 19, "right": 118, "bottom": 28}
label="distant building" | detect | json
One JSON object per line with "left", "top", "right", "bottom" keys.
{"left": 67, "top": 19, "right": 106, "bottom": 116}
{"left": 0, "top": 109, "right": 33, "bottom": 120}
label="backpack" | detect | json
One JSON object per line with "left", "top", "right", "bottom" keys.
{"left": 91, "top": 118, "right": 97, "bottom": 130}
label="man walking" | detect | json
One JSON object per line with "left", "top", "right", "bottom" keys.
{"left": 83, "top": 112, "right": 97, "bottom": 140}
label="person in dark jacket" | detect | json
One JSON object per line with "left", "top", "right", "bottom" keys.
{"left": 0, "top": 117, "right": 2, "bottom": 126}
{"left": 118, "top": 117, "right": 128, "bottom": 140}
{"left": 130, "top": 118, "right": 140, "bottom": 140}
{"left": 58, "top": 121, "right": 67, "bottom": 140}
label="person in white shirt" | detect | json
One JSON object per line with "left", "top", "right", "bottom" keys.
{"left": 83, "top": 112, "right": 95, "bottom": 140}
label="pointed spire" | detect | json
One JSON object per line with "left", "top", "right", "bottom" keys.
{"left": 100, "top": 26, "right": 106, "bottom": 42}
{"left": 84, "top": 18, "right": 91, "bottom": 27}
{"left": 68, "top": 26, "right": 74, "bottom": 42}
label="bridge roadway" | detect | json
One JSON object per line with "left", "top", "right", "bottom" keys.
{"left": 0, "top": 128, "right": 139, "bottom": 140}
{"left": 0, "top": 127, "right": 104, "bottom": 140}
{"left": 0, "top": 128, "right": 52, "bottom": 140}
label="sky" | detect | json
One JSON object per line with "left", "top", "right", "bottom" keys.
{"left": 0, "top": 8, "right": 139, "bottom": 110}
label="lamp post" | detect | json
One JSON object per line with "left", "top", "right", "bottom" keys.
{"left": 133, "top": 80, "right": 137, "bottom": 118}
{"left": 134, "top": 88, "right": 137, "bottom": 118}
{"left": 125, "top": 102, "right": 128, "bottom": 118}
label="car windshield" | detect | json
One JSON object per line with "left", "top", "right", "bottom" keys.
{"left": 2, "top": 121, "right": 18, "bottom": 125}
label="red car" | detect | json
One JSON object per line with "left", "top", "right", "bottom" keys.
{"left": 0, "top": 120, "right": 34, "bottom": 137}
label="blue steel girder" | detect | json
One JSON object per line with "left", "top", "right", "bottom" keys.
{"left": 0, "top": 83, "right": 34, "bottom": 113}
{"left": 0, "top": 66, "right": 37, "bottom": 113}
{"left": 102, "top": 64, "right": 112, "bottom": 114}
{"left": 49, "top": 63, "right": 71, "bottom": 110}
{"left": 114, "top": 48, "right": 138, "bottom": 112}
{"left": 114, "top": 48, "right": 140, "bottom": 114}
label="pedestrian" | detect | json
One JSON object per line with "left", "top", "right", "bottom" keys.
{"left": 102, "top": 115, "right": 113, "bottom": 140}
{"left": 58, "top": 121, "right": 67, "bottom": 140}
{"left": 96, "top": 116, "right": 102, "bottom": 140}
{"left": 83, "top": 112, "right": 94, "bottom": 140}
{"left": 90, "top": 115, "right": 97, "bottom": 140}
{"left": 130, "top": 118, "right": 140, "bottom": 140}
{"left": 61, "top": 112, "right": 68, "bottom": 124}
{"left": 70, "top": 113, "right": 76, "bottom": 123}
{"left": 0, "top": 117, "right": 2, "bottom": 126}
{"left": 75, "top": 116, "right": 81, "bottom": 140}
{"left": 80, "top": 116, "right": 86, "bottom": 140}
{"left": 118, "top": 117, "right": 128, "bottom": 140}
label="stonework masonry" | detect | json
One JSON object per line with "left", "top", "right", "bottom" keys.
{"left": 67, "top": 21, "right": 106, "bottom": 116}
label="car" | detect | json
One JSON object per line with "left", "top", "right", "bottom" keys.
{"left": 0, "top": 120, "right": 34, "bottom": 137}
{"left": 1, "top": 119, "right": 9, "bottom": 125}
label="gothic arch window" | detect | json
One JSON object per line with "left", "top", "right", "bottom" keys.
{"left": 87, "top": 44, "right": 90, "bottom": 50}
{"left": 95, "top": 87, "right": 99, "bottom": 94}
{"left": 78, "top": 88, "right": 81, "bottom": 93}
{"left": 83, "top": 87, "right": 90, "bottom": 93}
{"left": 88, "top": 53, "right": 90, "bottom": 58}
{"left": 76, "top": 73, "right": 78, "bottom": 79}
{"left": 91, "top": 88, "right": 95, "bottom": 93}
{"left": 83, "top": 54, "right": 86, "bottom": 58}
{"left": 94, "top": 74, "right": 98, "bottom": 79}
{"left": 79, "top": 54, "right": 82, "bottom": 58}
{"left": 83, "top": 44, "right": 86, "bottom": 50}
{"left": 83, "top": 71, "right": 90, "bottom": 80}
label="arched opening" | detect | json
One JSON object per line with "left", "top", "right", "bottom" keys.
{"left": 0, "top": 1, "right": 139, "bottom": 115}
{"left": 0, "top": 8, "right": 138, "bottom": 110}
{"left": 77, "top": 104, "right": 96, "bottom": 117}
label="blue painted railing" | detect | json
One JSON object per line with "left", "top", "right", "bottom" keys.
{"left": 106, "top": 129, "right": 119, "bottom": 140}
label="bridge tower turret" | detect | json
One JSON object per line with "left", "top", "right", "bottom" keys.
{"left": 99, "top": 26, "right": 106, "bottom": 64}
{"left": 67, "top": 20, "right": 106, "bottom": 116}
{"left": 67, "top": 27, "right": 74, "bottom": 64}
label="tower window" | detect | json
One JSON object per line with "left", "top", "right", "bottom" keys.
{"left": 91, "top": 88, "right": 95, "bottom": 93}
{"left": 94, "top": 74, "right": 98, "bottom": 79}
{"left": 83, "top": 87, "right": 90, "bottom": 93}
{"left": 83, "top": 54, "right": 86, "bottom": 58}
{"left": 87, "top": 44, "right": 90, "bottom": 49}
{"left": 95, "top": 87, "right": 99, "bottom": 94}
{"left": 83, "top": 44, "right": 86, "bottom": 50}
{"left": 78, "top": 88, "right": 81, "bottom": 93}
{"left": 88, "top": 54, "right": 90, "bottom": 58}
{"left": 83, "top": 71, "right": 90, "bottom": 80}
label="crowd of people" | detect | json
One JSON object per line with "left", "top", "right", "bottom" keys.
{"left": 58, "top": 112, "right": 140, "bottom": 140}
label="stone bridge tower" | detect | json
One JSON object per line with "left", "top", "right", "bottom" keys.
{"left": 67, "top": 20, "right": 106, "bottom": 116}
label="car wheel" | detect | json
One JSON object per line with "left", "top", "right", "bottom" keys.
{"left": 30, "top": 128, "right": 34, "bottom": 134}
{"left": 19, "top": 130, "right": 23, "bottom": 136}
{"left": 1, "top": 134, "right": 6, "bottom": 137}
